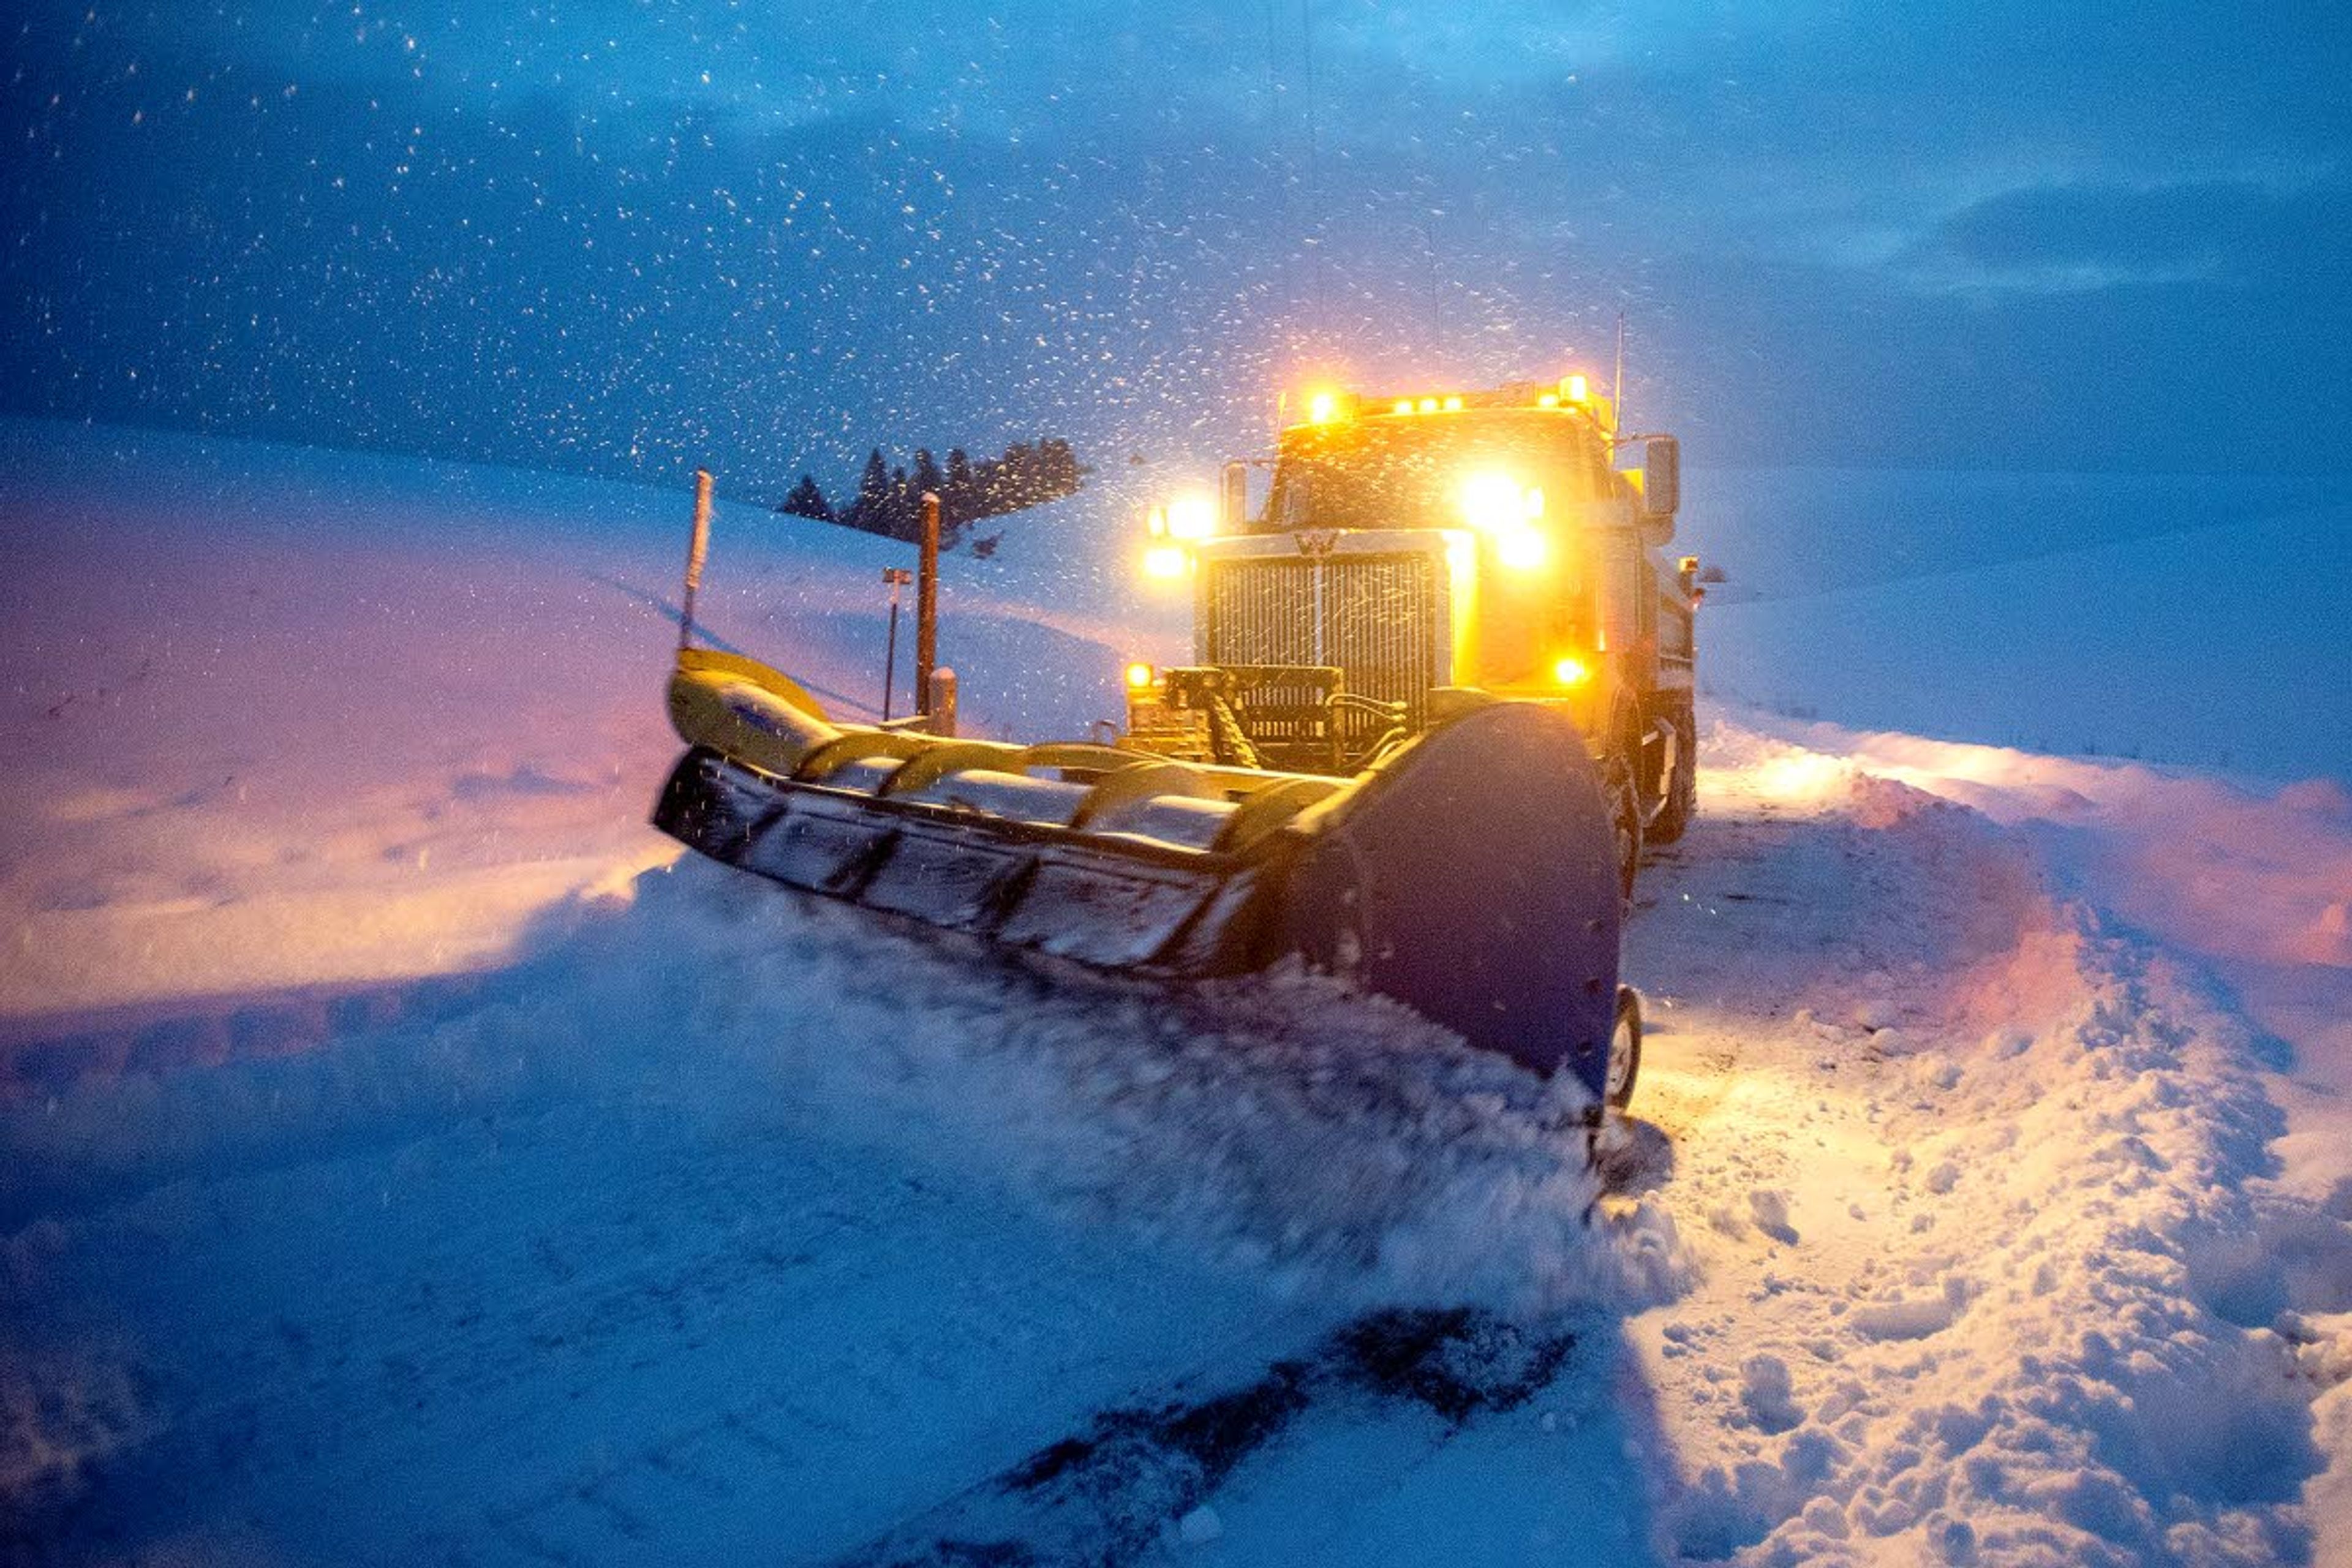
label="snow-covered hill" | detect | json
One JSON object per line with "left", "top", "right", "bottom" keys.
{"left": 1688, "top": 467, "right": 2352, "bottom": 782}
{"left": 3, "top": 423, "right": 2348, "bottom": 1565}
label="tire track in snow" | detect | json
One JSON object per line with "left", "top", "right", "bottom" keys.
{"left": 839, "top": 1308, "right": 1579, "bottom": 1568}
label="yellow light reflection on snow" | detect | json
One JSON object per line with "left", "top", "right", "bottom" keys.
{"left": 1751, "top": 752, "right": 1852, "bottom": 804}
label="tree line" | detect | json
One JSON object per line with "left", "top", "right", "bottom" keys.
{"left": 778, "top": 438, "right": 1083, "bottom": 554}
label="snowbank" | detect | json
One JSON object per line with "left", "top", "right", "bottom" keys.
{"left": 1619, "top": 726, "right": 2352, "bottom": 1566}
{"left": 5, "top": 424, "right": 2348, "bottom": 1564}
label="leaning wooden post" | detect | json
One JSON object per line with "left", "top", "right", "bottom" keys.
{"left": 915, "top": 490, "right": 941, "bottom": 717}
{"left": 679, "top": 469, "right": 714, "bottom": 655}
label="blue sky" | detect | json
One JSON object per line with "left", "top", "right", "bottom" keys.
{"left": 4, "top": 1, "right": 2346, "bottom": 496}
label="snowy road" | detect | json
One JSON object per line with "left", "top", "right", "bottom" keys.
{"left": 6, "top": 429, "right": 2350, "bottom": 1564}
{"left": 10, "top": 720, "right": 2348, "bottom": 1565}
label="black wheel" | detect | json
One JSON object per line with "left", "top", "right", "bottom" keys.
{"left": 1605, "top": 986, "right": 1642, "bottom": 1110}
{"left": 1649, "top": 696, "right": 1698, "bottom": 846}
{"left": 1604, "top": 752, "right": 1643, "bottom": 905}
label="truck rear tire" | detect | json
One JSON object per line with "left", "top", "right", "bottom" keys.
{"left": 1648, "top": 697, "right": 1698, "bottom": 846}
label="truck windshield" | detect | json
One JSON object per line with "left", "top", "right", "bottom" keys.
{"left": 1264, "top": 409, "right": 1614, "bottom": 532}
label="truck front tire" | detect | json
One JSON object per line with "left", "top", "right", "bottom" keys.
{"left": 1606, "top": 986, "right": 1643, "bottom": 1110}
{"left": 1605, "top": 753, "right": 1643, "bottom": 905}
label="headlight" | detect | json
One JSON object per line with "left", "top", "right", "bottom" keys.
{"left": 1459, "top": 471, "right": 1545, "bottom": 532}
{"left": 1551, "top": 655, "right": 1592, "bottom": 686}
{"left": 1461, "top": 472, "right": 1548, "bottom": 569}
{"left": 1164, "top": 496, "right": 1215, "bottom": 540}
{"left": 1125, "top": 662, "right": 1157, "bottom": 690}
{"left": 1496, "top": 529, "right": 1548, "bottom": 570}
{"left": 1142, "top": 545, "right": 1189, "bottom": 580}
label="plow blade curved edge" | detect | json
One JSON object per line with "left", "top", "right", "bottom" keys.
{"left": 1280, "top": 702, "right": 1621, "bottom": 1096}
{"left": 652, "top": 673, "right": 1620, "bottom": 1098}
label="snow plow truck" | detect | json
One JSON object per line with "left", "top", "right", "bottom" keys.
{"left": 650, "top": 374, "right": 1695, "bottom": 1119}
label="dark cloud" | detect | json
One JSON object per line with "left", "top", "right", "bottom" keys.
{"left": 1894, "top": 178, "right": 2348, "bottom": 293}
{"left": 2, "top": 1, "right": 2346, "bottom": 481}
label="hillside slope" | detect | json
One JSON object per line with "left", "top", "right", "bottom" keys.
{"left": 2, "top": 426, "right": 2346, "bottom": 1565}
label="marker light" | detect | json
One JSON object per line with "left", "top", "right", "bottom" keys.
{"left": 1145, "top": 506, "right": 1167, "bottom": 537}
{"left": 1539, "top": 391, "right": 1560, "bottom": 408}
{"left": 1308, "top": 391, "right": 1338, "bottom": 424}
{"left": 1143, "top": 545, "right": 1189, "bottom": 579}
{"left": 1442, "top": 394, "right": 1464, "bottom": 412}
{"left": 1419, "top": 397, "right": 1439, "bottom": 413}
{"left": 1552, "top": 655, "right": 1592, "bottom": 686}
{"left": 1164, "top": 496, "right": 1215, "bottom": 540}
{"left": 1393, "top": 399, "right": 1414, "bottom": 415}
{"left": 1125, "top": 662, "right": 1156, "bottom": 690}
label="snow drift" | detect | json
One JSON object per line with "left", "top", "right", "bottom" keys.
{"left": 4, "top": 423, "right": 2349, "bottom": 1565}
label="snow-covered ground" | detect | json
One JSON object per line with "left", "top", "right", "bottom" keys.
{"left": 4, "top": 421, "right": 2349, "bottom": 1565}
{"left": 1689, "top": 467, "right": 2352, "bottom": 783}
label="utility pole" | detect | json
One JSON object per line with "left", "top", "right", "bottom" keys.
{"left": 880, "top": 567, "right": 911, "bottom": 720}
{"left": 915, "top": 491, "right": 940, "bottom": 718}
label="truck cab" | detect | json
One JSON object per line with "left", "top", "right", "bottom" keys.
{"left": 1124, "top": 375, "right": 1698, "bottom": 897}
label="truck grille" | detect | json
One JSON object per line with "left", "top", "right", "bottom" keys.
{"left": 1202, "top": 552, "right": 1443, "bottom": 734}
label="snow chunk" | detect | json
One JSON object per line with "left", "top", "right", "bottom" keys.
{"left": 1176, "top": 1505, "right": 1223, "bottom": 1545}
{"left": 1848, "top": 1294, "right": 1956, "bottom": 1342}
{"left": 1748, "top": 1189, "right": 1798, "bottom": 1245}
{"left": 1853, "top": 998, "right": 1901, "bottom": 1033}
{"left": 1740, "top": 1353, "right": 1803, "bottom": 1434}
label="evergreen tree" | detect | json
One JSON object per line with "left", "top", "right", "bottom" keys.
{"left": 885, "top": 466, "right": 915, "bottom": 540}
{"left": 910, "top": 450, "right": 953, "bottom": 545}
{"left": 1036, "top": 437, "right": 1081, "bottom": 498}
{"left": 846, "top": 448, "right": 891, "bottom": 534}
{"left": 944, "top": 448, "right": 975, "bottom": 520}
{"left": 998, "top": 442, "right": 1036, "bottom": 509}
{"left": 778, "top": 473, "right": 832, "bottom": 522}
{"left": 911, "top": 448, "right": 946, "bottom": 500}
{"left": 783, "top": 434, "right": 1085, "bottom": 547}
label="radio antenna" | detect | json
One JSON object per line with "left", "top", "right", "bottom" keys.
{"left": 1612, "top": 310, "right": 1627, "bottom": 438}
